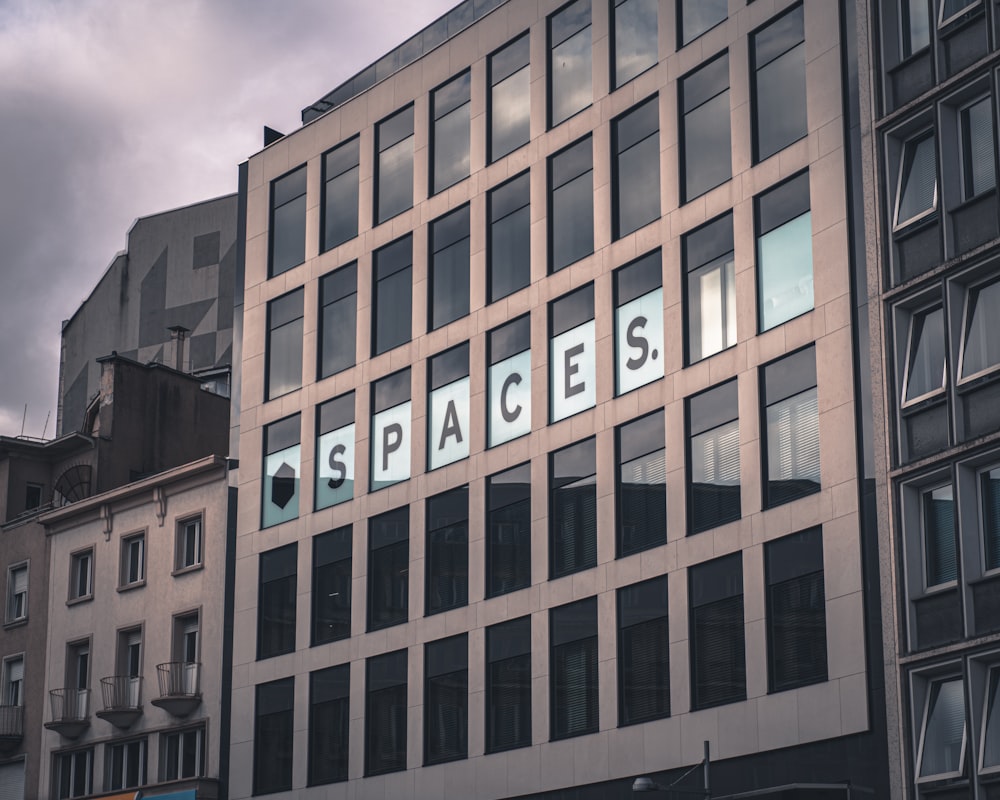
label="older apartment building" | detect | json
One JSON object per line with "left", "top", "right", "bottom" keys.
{"left": 231, "top": 0, "right": 889, "bottom": 797}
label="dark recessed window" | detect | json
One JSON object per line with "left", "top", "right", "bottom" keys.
{"left": 375, "top": 105, "right": 414, "bottom": 224}
{"left": 311, "top": 526, "right": 351, "bottom": 646}
{"left": 257, "top": 543, "right": 296, "bottom": 660}
{"left": 269, "top": 166, "right": 306, "bottom": 278}
{"left": 488, "top": 171, "right": 531, "bottom": 303}
{"left": 613, "top": 96, "right": 660, "bottom": 239}
{"left": 902, "top": 0, "right": 930, "bottom": 57}
{"left": 618, "top": 576, "right": 669, "bottom": 725}
{"left": 960, "top": 95, "right": 996, "bottom": 200}
{"left": 365, "top": 649, "right": 407, "bottom": 776}
{"left": 426, "top": 487, "right": 469, "bottom": 615}
{"left": 684, "top": 212, "right": 735, "bottom": 364}
{"left": 959, "top": 277, "right": 1000, "bottom": 380}
{"left": 368, "top": 506, "right": 409, "bottom": 631}
{"left": 489, "top": 34, "right": 530, "bottom": 161}
{"left": 266, "top": 288, "right": 303, "bottom": 401}
{"left": 486, "top": 616, "right": 532, "bottom": 752}
{"left": 104, "top": 738, "right": 146, "bottom": 792}
{"left": 617, "top": 411, "right": 666, "bottom": 557}
{"left": 756, "top": 171, "right": 813, "bottom": 332}
{"left": 751, "top": 5, "right": 806, "bottom": 163}
{"left": 308, "top": 664, "right": 349, "bottom": 785}
{"left": 424, "top": 634, "right": 468, "bottom": 765}
{"left": 677, "top": 0, "right": 727, "bottom": 47}
{"left": 550, "top": 437, "right": 597, "bottom": 578}
{"left": 923, "top": 483, "right": 957, "bottom": 587}
{"left": 680, "top": 51, "right": 730, "bottom": 203}
{"left": 548, "top": 0, "right": 592, "bottom": 127}
{"left": 687, "top": 380, "right": 740, "bottom": 534}
{"left": 318, "top": 263, "right": 357, "bottom": 379}
{"left": 315, "top": 392, "right": 355, "bottom": 510}
{"left": 262, "top": 415, "right": 301, "bottom": 528}
{"left": 549, "top": 137, "right": 594, "bottom": 272}
{"left": 916, "top": 676, "right": 966, "bottom": 779}
{"left": 322, "top": 137, "right": 359, "bottom": 251}
{"left": 689, "top": 553, "right": 745, "bottom": 710}
{"left": 613, "top": 250, "right": 664, "bottom": 396}
{"left": 893, "top": 130, "right": 937, "bottom": 229}
{"left": 370, "top": 368, "right": 411, "bottom": 491}
{"left": 981, "top": 467, "right": 1000, "bottom": 572}
{"left": 902, "top": 305, "right": 945, "bottom": 404}
{"left": 55, "top": 749, "right": 92, "bottom": 799}
{"left": 432, "top": 72, "right": 471, "bottom": 194}
{"left": 487, "top": 462, "right": 531, "bottom": 597}
{"left": 612, "top": 0, "right": 658, "bottom": 88}
{"left": 550, "top": 596, "right": 598, "bottom": 739}
{"left": 372, "top": 235, "right": 412, "bottom": 356}
{"left": 429, "top": 205, "right": 470, "bottom": 330}
{"left": 254, "top": 677, "right": 294, "bottom": 794}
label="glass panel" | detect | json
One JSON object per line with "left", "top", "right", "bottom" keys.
{"left": 272, "top": 195, "right": 306, "bottom": 276}
{"left": 619, "top": 448, "right": 666, "bottom": 556}
{"left": 961, "top": 279, "right": 1000, "bottom": 378}
{"left": 903, "top": 0, "right": 931, "bottom": 56}
{"left": 758, "top": 212, "right": 813, "bottom": 331}
{"left": 919, "top": 678, "right": 965, "bottom": 777}
{"left": 679, "top": 0, "right": 727, "bottom": 45}
{"left": 551, "top": 26, "right": 592, "bottom": 126}
{"left": 491, "top": 66, "right": 530, "bottom": 160}
{"left": 374, "top": 267, "right": 412, "bottom": 355}
{"left": 430, "top": 209, "right": 471, "bottom": 329}
{"left": 377, "top": 135, "right": 413, "bottom": 224}
{"left": 616, "top": 120, "right": 659, "bottom": 237}
{"left": 754, "top": 43, "right": 806, "bottom": 161}
{"left": 433, "top": 103, "right": 471, "bottom": 193}
{"left": 690, "top": 419, "right": 741, "bottom": 533}
{"left": 984, "top": 669, "right": 1000, "bottom": 768}
{"left": 766, "top": 388, "right": 820, "bottom": 506}
{"left": 896, "top": 133, "right": 937, "bottom": 227}
{"left": 614, "top": 0, "right": 658, "bottom": 87}
{"left": 982, "top": 467, "right": 1000, "bottom": 572}
{"left": 961, "top": 96, "right": 996, "bottom": 199}
{"left": 924, "top": 484, "right": 957, "bottom": 587}
{"left": 688, "top": 255, "right": 736, "bottom": 362}
{"left": 683, "top": 87, "right": 731, "bottom": 201}
{"left": 904, "top": 306, "right": 945, "bottom": 402}
{"left": 551, "top": 170, "right": 594, "bottom": 271}
{"left": 491, "top": 205, "right": 530, "bottom": 302}
{"left": 267, "top": 299, "right": 303, "bottom": 400}
{"left": 320, "top": 295, "right": 356, "bottom": 378}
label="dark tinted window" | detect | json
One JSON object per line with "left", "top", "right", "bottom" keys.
{"left": 270, "top": 166, "right": 306, "bottom": 278}
{"left": 680, "top": 52, "right": 731, "bottom": 202}
{"left": 368, "top": 507, "right": 409, "bottom": 630}
{"left": 550, "top": 438, "right": 597, "bottom": 578}
{"left": 429, "top": 205, "right": 470, "bottom": 330}
{"left": 487, "top": 463, "right": 531, "bottom": 597}
{"left": 617, "top": 411, "right": 666, "bottom": 556}
{"left": 550, "top": 137, "right": 594, "bottom": 271}
{"left": 426, "top": 487, "right": 469, "bottom": 615}
{"left": 550, "top": 597, "right": 598, "bottom": 738}
{"left": 678, "top": 0, "right": 727, "bottom": 46}
{"left": 613, "top": 0, "right": 658, "bottom": 87}
{"left": 488, "top": 171, "right": 531, "bottom": 302}
{"left": 308, "top": 665, "right": 349, "bottom": 785}
{"left": 687, "top": 380, "right": 740, "bottom": 533}
{"left": 258, "top": 544, "right": 296, "bottom": 659}
{"left": 618, "top": 576, "right": 669, "bottom": 725}
{"left": 424, "top": 634, "right": 468, "bottom": 764}
{"left": 489, "top": 34, "right": 530, "bottom": 160}
{"left": 689, "top": 553, "right": 745, "bottom": 709}
{"left": 549, "top": 0, "right": 592, "bottom": 127}
{"left": 613, "top": 96, "right": 660, "bottom": 239}
{"left": 319, "top": 263, "right": 357, "bottom": 378}
{"left": 365, "top": 649, "right": 407, "bottom": 775}
{"left": 254, "top": 678, "right": 294, "bottom": 793}
{"left": 432, "top": 72, "right": 471, "bottom": 194}
{"left": 376, "top": 106, "right": 414, "bottom": 224}
{"left": 752, "top": 5, "right": 806, "bottom": 162}
{"left": 372, "top": 235, "right": 412, "bottom": 355}
{"left": 266, "top": 288, "right": 303, "bottom": 400}
{"left": 486, "top": 617, "right": 531, "bottom": 752}
{"left": 312, "top": 527, "right": 352, "bottom": 646}
{"left": 322, "top": 138, "right": 360, "bottom": 251}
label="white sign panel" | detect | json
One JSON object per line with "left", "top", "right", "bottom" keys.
{"left": 616, "top": 287, "right": 664, "bottom": 395}
{"left": 371, "top": 401, "right": 411, "bottom": 489}
{"left": 428, "top": 377, "right": 470, "bottom": 470}
{"left": 550, "top": 319, "right": 596, "bottom": 422}
{"left": 263, "top": 444, "right": 300, "bottom": 528}
{"left": 488, "top": 350, "right": 531, "bottom": 447}
{"left": 315, "top": 423, "right": 355, "bottom": 509}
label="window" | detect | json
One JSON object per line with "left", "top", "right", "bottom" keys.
{"left": 69, "top": 549, "right": 93, "bottom": 601}
{"left": 173, "top": 613, "right": 200, "bottom": 664}
{"left": 262, "top": 414, "right": 301, "bottom": 528}
{"left": 612, "top": 0, "right": 657, "bottom": 87}
{"left": 116, "top": 628, "right": 142, "bottom": 696}
{"left": 315, "top": 392, "right": 355, "bottom": 510}
{"left": 318, "top": 263, "right": 357, "bottom": 379}
{"left": 618, "top": 577, "right": 669, "bottom": 725}
{"left": 25, "top": 482, "right": 42, "bottom": 510}
{"left": 487, "top": 463, "right": 531, "bottom": 598}
{"left": 120, "top": 532, "right": 145, "bottom": 587}
{"left": 176, "top": 516, "right": 202, "bottom": 571}
{"left": 309, "top": 664, "right": 349, "bottom": 785}
{"left": 762, "top": 346, "right": 820, "bottom": 507}
{"left": 923, "top": 483, "right": 957, "bottom": 587}
{"left": 548, "top": 0, "right": 592, "bottom": 127}
{"left": 677, "top": 0, "right": 727, "bottom": 46}
{"left": 370, "top": 369, "right": 411, "bottom": 491}
{"left": 684, "top": 212, "right": 736, "bottom": 363}
{"left": 426, "top": 487, "right": 468, "bottom": 615}
{"left": 613, "top": 96, "right": 660, "bottom": 239}
{"left": 917, "top": 676, "right": 966, "bottom": 779}
{"left": 269, "top": 165, "right": 306, "bottom": 278}
{"left": 486, "top": 617, "right": 531, "bottom": 752}
{"left": 55, "top": 750, "right": 92, "bottom": 800}
{"left": 431, "top": 71, "right": 471, "bottom": 194}
{"left": 756, "top": 171, "right": 813, "bottom": 331}
{"left": 375, "top": 105, "right": 414, "bottom": 224}
{"left": 428, "top": 344, "right": 470, "bottom": 470}
{"left": 617, "top": 412, "right": 666, "bottom": 557}
{"left": 751, "top": 5, "right": 806, "bottom": 162}
{"left": 983, "top": 667, "right": 1000, "bottom": 769}
{"left": 489, "top": 34, "right": 530, "bottom": 161}
{"left": 550, "top": 438, "right": 597, "bottom": 578}
{"left": 687, "top": 380, "right": 741, "bottom": 534}
{"left": 368, "top": 506, "right": 409, "bottom": 631}
{"left": 6, "top": 563, "right": 27, "bottom": 622}
{"left": 488, "top": 315, "right": 532, "bottom": 447}
{"left": 66, "top": 641, "right": 90, "bottom": 692}
{"left": 765, "top": 527, "right": 827, "bottom": 692}
{"left": 254, "top": 677, "right": 294, "bottom": 794}
{"left": 365, "top": 649, "right": 407, "bottom": 776}
{"left": 680, "top": 51, "right": 731, "bottom": 203}
{"left": 550, "top": 284, "right": 596, "bottom": 422}
{"left": 894, "top": 131, "right": 937, "bottom": 229}
{"left": 549, "top": 136, "right": 594, "bottom": 271}
{"left": 939, "top": 0, "right": 979, "bottom": 26}
{"left": 429, "top": 205, "right": 470, "bottom": 330}
{"left": 424, "top": 634, "right": 468, "bottom": 764}
{"left": 959, "top": 277, "right": 1000, "bottom": 381}
{"left": 2, "top": 656, "right": 23, "bottom": 707}
{"left": 312, "top": 526, "right": 352, "bottom": 646}
{"left": 550, "top": 597, "right": 598, "bottom": 739}
{"left": 488, "top": 171, "right": 530, "bottom": 303}
{"left": 161, "top": 726, "right": 204, "bottom": 781}
{"left": 903, "top": 305, "right": 946, "bottom": 404}
{"left": 257, "top": 543, "right": 297, "bottom": 659}
{"left": 105, "top": 738, "right": 146, "bottom": 791}
{"left": 982, "top": 466, "right": 1000, "bottom": 573}
{"left": 614, "top": 250, "right": 664, "bottom": 395}
{"left": 372, "top": 235, "right": 412, "bottom": 356}
{"left": 266, "top": 288, "right": 303, "bottom": 400}
{"left": 689, "top": 553, "right": 746, "bottom": 709}
{"left": 322, "top": 137, "right": 359, "bottom": 251}
{"left": 959, "top": 95, "right": 995, "bottom": 200}
{"left": 902, "top": 0, "right": 931, "bottom": 57}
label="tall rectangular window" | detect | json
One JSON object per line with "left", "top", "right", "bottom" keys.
{"left": 902, "top": 304, "right": 945, "bottom": 404}
{"left": 486, "top": 616, "right": 531, "bottom": 752}
{"left": 923, "top": 483, "right": 956, "bottom": 587}
{"left": 959, "top": 277, "right": 1000, "bottom": 380}
{"left": 258, "top": 543, "right": 296, "bottom": 659}
{"left": 105, "top": 738, "right": 146, "bottom": 791}
{"left": 489, "top": 34, "right": 530, "bottom": 161}
{"left": 680, "top": 52, "right": 731, "bottom": 203}
{"left": 429, "top": 204, "right": 470, "bottom": 330}
{"left": 269, "top": 165, "right": 306, "bottom": 278}
{"left": 6, "top": 564, "right": 27, "bottom": 623}
{"left": 687, "top": 380, "right": 741, "bottom": 534}
{"left": 689, "top": 553, "right": 746, "bottom": 709}
{"left": 550, "top": 597, "right": 598, "bottom": 739}
{"left": 677, "top": 0, "right": 727, "bottom": 47}
{"left": 752, "top": 5, "right": 806, "bottom": 162}
{"left": 684, "top": 213, "right": 736, "bottom": 364}
{"left": 902, "top": 0, "right": 931, "bottom": 57}
{"left": 262, "top": 414, "right": 301, "bottom": 528}
{"left": 618, "top": 576, "right": 669, "bottom": 725}
{"left": 266, "top": 288, "right": 303, "bottom": 400}
{"left": 431, "top": 71, "right": 471, "bottom": 194}
{"left": 69, "top": 549, "right": 92, "bottom": 601}
{"left": 318, "top": 263, "right": 357, "bottom": 379}
{"left": 119, "top": 532, "right": 145, "bottom": 588}
{"left": 424, "top": 634, "right": 468, "bottom": 764}
{"left": 2, "top": 656, "right": 23, "bottom": 707}
{"left": 766, "top": 527, "right": 827, "bottom": 692}
{"left": 757, "top": 171, "right": 813, "bottom": 331}
{"left": 365, "top": 649, "right": 407, "bottom": 776}
{"left": 428, "top": 344, "right": 471, "bottom": 470}
{"left": 488, "top": 171, "right": 530, "bottom": 303}
{"left": 613, "top": 0, "right": 657, "bottom": 88}
{"left": 613, "top": 96, "right": 660, "bottom": 239}
{"left": 762, "top": 346, "right": 820, "bottom": 507}
{"left": 254, "top": 677, "right": 294, "bottom": 794}
{"left": 322, "top": 137, "right": 360, "bottom": 251}
{"left": 372, "top": 235, "right": 412, "bottom": 356}
{"left": 550, "top": 438, "right": 597, "bottom": 578}
{"left": 548, "top": 0, "right": 592, "bottom": 127}
{"left": 175, "top": 516, "right": 202, "bottom": 571}
{"left": 614, "top": 250, "right": 664, "bottom": 395}
{"left": 172, "top": 613, "right": 199, "bottom": 665}
{"left": 426, "top": 487, "right": 469, "bottom": 615}
{"left": 375, "top": 105, "right": 414, "bottom": 224}
{"left": 161, "top": 726, "right": 204, "bottom": 781}
{"left": 550, "top": 284, "right": 596, "bottom": 422}
{"left": 55, "top": 750, "right": 92, "bottom": 800}
{"left": 917, "top": 676, "right": 966, "bottom": 779}
{"left": 982, "top": 466, "right": 1000, "bottom": 573}
{"left": 617, "top": 412, "right": 666, "bottom": 557}
{"left": 309, "top": 664, "right": 350, "bottom": 785}
{"left": 893, "top": 130, "right": 937, "bottom": 229}
{"left": 549, "top": 136, "right": 594, "bottom": 271}
{"left": 960, "top": 95, "right": 996, "bottom": 200}
{"left": 982, "top": 668, "right": 1000, "bottom": 769}
{"left": 488, "top": 316, "right": 532, "bottom": 447}
{"left": 368, "top": 506, "right": 409, "bottom": 631}
{"left": 312, "top": 526, "right": 352, "bottom": 646}
{"left": 370, "top": 369, "right": 411, "bottom": 490}
{"left": 487, "top": 463, "right": 531, "bottom": 597}
{"left": 315, "top": 392, "right": 355, "bottom": 510}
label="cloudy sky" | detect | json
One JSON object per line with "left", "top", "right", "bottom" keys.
{"left": 0, "top": 0, "right": 457, "bottom": 437}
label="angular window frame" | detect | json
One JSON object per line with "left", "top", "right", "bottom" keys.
{"left": 922, "top": 482, "right": 958, "bottom": 589}
{"left": 901, "top": 303, "right": 947, "bottom": 407}
{"left": 957, "top": 275, "right": 1000, "bottom": 384}
{"left": 980, "top": 464, "right": 1000, "bottom": 575}
{"left": 901, "top": 0, "right": 931, "bottom": 59}
{"left": 958, "top": 94, "right": 996, "bottom": 202}
{"left": 915, "top": 674, "right": 967, "bottom": 782}
{"left": 938, "top": 0, "right": 981, "bottom": 28}
{"left": 893, "top": 129, "right": 938, "bottom": 231}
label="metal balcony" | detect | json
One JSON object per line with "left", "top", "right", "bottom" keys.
{"left": 151, "top": 662, "right": 202, "bottom": 717}
{"left": 44, "top": 688, "right": 90, "bottom": 739}
{"left": 96, "top": 676, "right": 142, "bottom": 729}
{"left": 0, "top": 705, "right": 23, "bottom": 750}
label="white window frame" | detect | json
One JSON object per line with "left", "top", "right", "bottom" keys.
{"left": 69, "top": 549, "right": 93, "bottom": 602}
{"left": 120, "top": 532, "right": 145, "bottom": 588}
{"left": 105, "top": 737, "right": 146, "bottom": 792}
{"left": 892, "top": 129, "right": 938, "bottom": 231}
{"left": 160, "top": 726, "right": 205, "bottom": 781}
{"left": 2, "top": 654, "right": 24, "bottom": 707}
{"left": 900, "top": 302, "right": 947, "bottom": 407}
{"left": 56, "top": 749, "right": 92, "bottom": 800}
{"left": 957, "top": 275, "right": 1000, "bottom": 384}
{"left": 6, "top": 561, "right": 27, "bottom": 623}
{"left": 176, "top": 515, "right": 203, "bottom": 571}
{"left": 915, "top": 673, "right": 968, "bottom": 783}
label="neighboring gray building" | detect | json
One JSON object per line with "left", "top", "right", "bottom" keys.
{"left": 58, "top": 193, "right": 239, "bottom": 437}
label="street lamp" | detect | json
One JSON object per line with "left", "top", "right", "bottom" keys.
{"left": 632, "top": 740, "right": 711, "bottom": 797}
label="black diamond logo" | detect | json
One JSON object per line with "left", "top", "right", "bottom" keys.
{"left": 271, "top": 462, "right": 296, "bottom": 509}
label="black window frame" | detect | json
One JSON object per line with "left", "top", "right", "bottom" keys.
{"left": 612, "top": 94, "right": 660, "bottom": 240}
{"left": 547, "top": 0, "right": 593, "bottom": 129}
{"left": 611, "top": 0, "right": 659, "bottom": 89}
{"left": 367, "top": 506, "right": 409, "bottom": 631}
{"left": 617, "top": 575, "right": 670, "bottom": 726}
{"left": 253, "top": 677, "right": 294, "bottom": 795}
{"left": 616, "top": 410, "right": 667, "bottom": 557}
{"left": 686, "top": 379, "right": 741, "bottom": 535}
{"left": 372, "top": 234, "right": 413, "bottom": 357}
{"left": 257, "top": 542, "right": 297, "bottom": 660}
{"left": 424, "top": 634, "right": 469, "bottom": 765}
{"left": 677, "top": 0, "right": 728, "bottom": 48}
{"left": 268, "top": 165, "right": 307, "bottom": 279}
{"left": 265, "top": 287, "right": 304, "bottom": 401}
{"left": 311, "top": 526, "right": 352, "bottom": 647}
{"left": 425, "top": 486, "right": 469, "bottom": 616}
{"left": 365, "top": 649, "right": 408, "bottom": 776}
{"left": 430, "top": 70, "right": 472, "bottom": 196}
{"left": 486, "top": 462, "right": 532, "bottom": 598}
{"left": 549, "top": 437, "right": 598, "bottom": 579}
{"left": 689, "top": 552, "right": 746, "bottom": 710}
{"left": 428, "top": 204, "right": 471, "bottom": 331}
{"left": 374, "top": 104, "right": 415, "bottom": 225}
{"left": 487, "top": 170, "right": 531, "bottom": 304}
{"left": 308, "top": 664, "right": 350, "bottom": 785}
{"left": 488, "top": 32, "right": 531, "bottom": 162}
{"left": 750, "top": 3, "right": 807, "bottom": 164}
{"left": 682, "top": 211, "right": 736, "bottom": 365}
{"left": 318, "top": 262, "right": 358, "bottom": 380}
{"left": 548, "top": 135, "right": 595, "bottom": 272}
{"left": 550, "top": 596, "right": 599, "bottom": 740}
{"left": 321, "top": 136, "right": 360, "bottom": 253}
{"left": 679, "top": 50, "right": 731, "bottom": 204}
{"left": 486, "top": 616, "right": 532, "bottom": 753}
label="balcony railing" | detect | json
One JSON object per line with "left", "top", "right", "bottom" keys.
{"left": 45, "top": 689, "right": 89, "bottom": 739}
{"left": 96, "top": 676, "right": 142, "bottom": 729}
{"left": 151, "top": 662, "right": 202, "bottom": 717}
{"left": 0, "top": 704, "right": 23, "bottom": 749}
